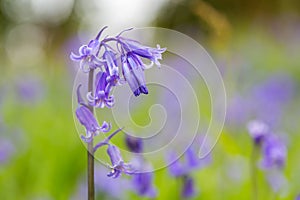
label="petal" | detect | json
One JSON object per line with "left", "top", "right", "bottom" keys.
{"left": 100, "top": 121, "right": 111, "bottom": 132}
{"left": 86, "top": 91, "right": 96, "bottom": 102}
{"left": 79, "top": 45, "right": 88, "bottom": 55}
{"left": 70, "top": 52, "right": 83, "bottom": 61}
{"left": 80, "top": 59, "right": 90, "bottom": 73}
{"left": 81, "top": 131, "right": 93, "bottom": 143}
{"left": 88, "top": 39, "right": 100, "bottom": 49}
{"left": 92, "top": 56, "right": 104, "bottom": 66}
{"left": 107, "top": 145, "right": 123, "bottom": 166}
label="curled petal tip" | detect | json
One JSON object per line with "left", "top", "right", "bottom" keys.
{"left": 70, "top": 52, "right": 82, "bottom": 61}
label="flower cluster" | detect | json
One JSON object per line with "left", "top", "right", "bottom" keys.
{"left": 71, "top": 27, "right": 166, "bottom": 180}
{"left": 167, "top": 143, "right": 211, "bottom": 198}
{"left": 71, "top": 26, "right": 166, "bottom": 98}
{"left": 247, "top": 120, "right": 287, "bottom": 192}
{"left": 247, "top": 120, "right": 287, "bottom": 170}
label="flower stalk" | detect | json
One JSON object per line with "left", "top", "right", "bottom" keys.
{"left": 71, "top": 26, "right": 166, "bottom": 199}
{"left": 87, "top": 69, "right": 95, "bottom": 200}
{"left": 250, "top": 143, "right": 258, "bottom": 200}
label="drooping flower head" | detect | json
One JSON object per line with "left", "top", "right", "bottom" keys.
{"left": 125, "top": 134, "right": 143, "bottom": 153}
{"left": 119, "top": 37, "right": 166, "bottom": 66}
{"left": 261, "top": 134, "right": 287, "bottom": 170}
{"left": 247, "top": 120, "right": 270, "bottom": 145}
{"left": 70, "top": 39, "right": 103, "bottom": 72}
{"left": 168, "top": 145, "right": 211, "bottom": 177}
{"left": 132, "top": 171, "right": 157, "bottom": 198}
{"left": 121, "top": 53, "right": 148, "bottom": 96}
{"left": 70, "top": 27, "right": 108, "bottom": 72}
{"left": 75, "top": 85, "right": 111, "bottom": 142}
{"left": 87, "top": 71, "right": 115, "bottom": 108}
{"left": 92, "top": 128, "right": 134, "bottom": 179}
{"left": 182, "top": 175, "right": 196, "bottom": 198}
{"left": 70, "top": 27, "right": 166, "bottom": 97}
{"left": 102, "top": 50, "right": 119, "bottom": 85}
{"left": 106, "top": 144, "right": 133, "bottom": 178}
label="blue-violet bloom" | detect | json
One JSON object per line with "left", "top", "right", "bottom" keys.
{"left": 182, "top": 175, "right": 196, "bottom": 198}
{"left": 87, "top": 71, "right": 114, "bottom": 108}
{"left": 107, "top": 144, "right": 133, "bottom": 178}
{"left": 122, "top": 52, "right": 148, "bottom": 96}
{"left": 119, "top": 37, "right": 167, "bottom": 66}
{"left": 261, "top": 135, "right": 287, "bottom": 169}
{"left": 247, "top": 120, "right": 270, "bottom": 145}
{"left": 103, "top": 50, "right": 119, "bottom": 85}
{"left": 132, "top": 172, "right": 157, "bottom": 198}
{"left": 70, "top": 39, "right": 103, "bottom": 72}
{"left": 125, "top": 135, "right": 143, "bottom": 153}
{"left": 76, "top": 85, "right": 111, "bottom": 142}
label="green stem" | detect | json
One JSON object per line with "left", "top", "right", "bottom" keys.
{"left": 250, "top": 143, "right": 258, "bottom": 200}
{"left": 87, "top": 69, "right": 95, "bottom": 200}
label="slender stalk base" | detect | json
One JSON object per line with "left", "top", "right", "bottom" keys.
{"left": 87, "top": 69, "right": 95, "bottom": 200}
{"left": 87, "top": 141, "right": 94, "bottom": 200}
{"left": 251, "top": 144, "right": 258, "bottom": 200}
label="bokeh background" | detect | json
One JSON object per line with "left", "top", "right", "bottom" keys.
{"left": 0, "top": 0, "right": 300, "bottom": 199}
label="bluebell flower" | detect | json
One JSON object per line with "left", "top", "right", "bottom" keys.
{"left": 167, "top": 139, "right": 211, "bottom": 199}
{"left": 121, "top": 52, "right": 148, "bottom": 96}
{"left": 75, "top": 85, "right": 111, "bottom": 142}
{"left": 70, "top": 39, "right": 103, "bottom": 72}
{"left": 87, "top": 71, "right": 114, "bottom": 108}
{"left": 132, "top": 172, "right": 157, "bottom": 198}
{"left": 106, "top": 144, "right": 133, "bottom": 178}
{"left": 119, "top": 37, "right": 167, "bottom": 66}
{"left": 125, "top": 135, "right": 143, "bottom": 153}
{"left": 102, "top": 50, "right": 119, "bottom": 85}
{"left": 70, "top": 27, "right": 109, "bottom": 72}
{"left": 168, "top": 152, "right": 187, "bottom": 177}
{"left": 261, "top": 134, "right": 287, "bottom": 169}
{"left": 182, "top": 175, "right": 196, "bottom": 198}
{"left": 168, "top": 146, "right": 211, "bottom": 177}
{"left": 92, "top": 128, "right": 134, "bottom": 179}
{"left": 247, "top": 120, "right": 270, "bottom": 145}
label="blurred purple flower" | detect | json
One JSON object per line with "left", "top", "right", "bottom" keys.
{"left": 266, "top": 170, "right": 288, "bottom": 193}
{"left": 125, "top": 135, "right": 143, "bottom": 153}
{"left": 87, "top": 72, "right": 115, "bottom": 108}
{"left": 168, "top": 146, "right": 211, "bottom": 177}
{"left": 132, "top": 172, "right": 157, "bottom": 198}
{"left": 260, "top": 135, "right": 287, "bottom": 170}
{"left": 0, "top": 138, "right": 15, "bottom": 163}
{"left": 247, "top": 120, "right": 270, "bottom": 145}
{"left": 296, "top": 194, "right": 300, "bottom": 200}
{"left": 16, "top": 77, "right": 44, "bottom": 104}
{"left": 182, "top": 176, "right": 196, "bottom": 198}
{"left": 94, "top": 165, "right": 131, "bottom": 199}
{"left": 226, "top": 95, "right": 252, "bottom": 127}
{"left": 252, "top": 75, "right": 294, "bottom": 126}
